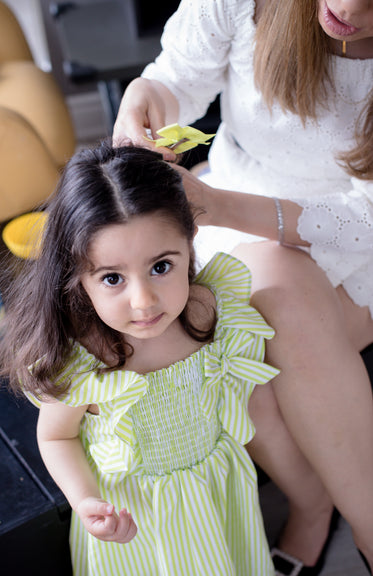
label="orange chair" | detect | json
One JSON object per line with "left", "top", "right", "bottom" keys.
{"left": 0, "top": 1, "right": 76, "bottom": 222}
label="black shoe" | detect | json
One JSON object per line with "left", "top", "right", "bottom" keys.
{"left": 358, "top": 550, "right": 372, "bottom": 575}
{"left": 271, "top": 508, "right": 340, "bottom": 576}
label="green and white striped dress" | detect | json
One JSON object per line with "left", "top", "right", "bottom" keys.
{"left": 30, "top": 253, "right": 279, "bottom": 575}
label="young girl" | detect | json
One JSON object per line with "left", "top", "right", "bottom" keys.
{"left": 0, "top": 143, "right": 279, "bottom": 576}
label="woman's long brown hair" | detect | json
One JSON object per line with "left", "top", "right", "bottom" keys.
{"left": 254, "top": 0, "right": 373, "bottom": 179}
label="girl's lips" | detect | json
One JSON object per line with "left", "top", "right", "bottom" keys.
{"left": 132, "top": 313, "right": 163, "bottom": 327}
{"left": 323, "top": 2, "right": 360, "bottom": 37}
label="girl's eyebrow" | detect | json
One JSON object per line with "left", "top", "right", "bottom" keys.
{"left": 90, "top": 250, "right": 182, "bottom": 275}
{"left": 90, "top": 264, "right": 122, "bottom": 275}
{"left": 149, "top": 250, "right": 182, "bottom": 263}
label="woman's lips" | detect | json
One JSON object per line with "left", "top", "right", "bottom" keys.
{"left": 323, "top": 2, "right": 360, "bottom": 36}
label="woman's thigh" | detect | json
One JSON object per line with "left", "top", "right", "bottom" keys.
{"left": 231, "top": 240, "right": 373, "bottom": 354}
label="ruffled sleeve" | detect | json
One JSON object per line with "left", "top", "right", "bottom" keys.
{"left": 197, "top": 252, "right": 280, "bottom": 445}
{"left": 27, "top": 343, "right": 149, "bottom": 475}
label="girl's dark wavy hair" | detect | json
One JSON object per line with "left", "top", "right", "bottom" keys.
{"left": 0, "top": 142, "right": 215, "bottom": 398}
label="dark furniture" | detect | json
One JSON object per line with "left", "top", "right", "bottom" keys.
{"left": 0, "top": 382, "right": 72, "bottom": 575}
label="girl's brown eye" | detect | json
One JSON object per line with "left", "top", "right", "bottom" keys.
{"left": 103, "top": 273, "right": 123, "bottom": 286}
{"left": 152, "top": 260, "right": 171, "bottom": 275}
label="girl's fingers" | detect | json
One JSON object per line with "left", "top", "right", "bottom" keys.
{"left": 78, "top": 498, "right": 137, "bottom": 543}
{"left": 94, "top": 501, "right": 115, "bottom": 517}
{"left": 116, "top": 508, "right": 138, "bottom": 543}
{"left": 78, "top": 497, "right": 114, "bottom": 517}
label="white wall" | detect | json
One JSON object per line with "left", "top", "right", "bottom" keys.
{"left": 3, "top": 0, "right": 51, "bottom": 70}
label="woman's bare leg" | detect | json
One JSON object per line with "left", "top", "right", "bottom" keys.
{"left": 232, "top": 241, "right": 373, "bottom": 570}
{"left": 248, "top": 382, "right": 333, "bottom": 565}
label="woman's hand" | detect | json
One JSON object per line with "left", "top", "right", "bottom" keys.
{"left": 112, "top": 77, "right": 179, "bottom": 161}
{"left": 173, "top": 164, "right": 216, "bottom": 226}
{"left": 77, "top": 497, "right": 138, "bottom": 543}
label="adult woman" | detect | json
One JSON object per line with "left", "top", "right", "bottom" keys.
{"left": 112, "top": 1, "right": 373, "bottom": 573}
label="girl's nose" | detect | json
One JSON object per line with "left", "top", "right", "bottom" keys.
{"left": 129, "top": 281, "right": 157, "bottom": 310}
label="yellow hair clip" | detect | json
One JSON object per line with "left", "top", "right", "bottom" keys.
{"left": 144, "top": 123, "right": 215, "bottom": 154}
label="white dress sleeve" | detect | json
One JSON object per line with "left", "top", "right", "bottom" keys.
{"left": 295, "top": 179, "right": 373, "bottom": 307}
{"left": 296, "top": 178, "right": 373, "bottom": 253}
{"left": 142, "top": 0, "right": 255, "bottom": 126}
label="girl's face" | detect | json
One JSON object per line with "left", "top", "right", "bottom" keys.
{"left": 317, "top": 1, "right": 373, "bottom": 43}
{"left": 80, "top": 214, "right": 192, "bottom": 342}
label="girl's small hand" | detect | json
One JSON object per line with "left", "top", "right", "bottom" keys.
{"left": 77, "top": 497, "right": 138, "bottom": 543}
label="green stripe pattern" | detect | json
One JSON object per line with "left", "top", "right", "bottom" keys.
{"left": 28, "top": 253, "right": 279, "bottom": 575}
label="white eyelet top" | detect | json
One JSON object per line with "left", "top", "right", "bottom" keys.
{"left": 143, "top": 0, "right": 373, "bottom": 315}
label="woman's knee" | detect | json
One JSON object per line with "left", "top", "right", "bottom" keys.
{"left": 232, "top": 241, "right": 345, "bottom": 337}
{"left": 231, "top": 242, "right": 359, "bottom": 376}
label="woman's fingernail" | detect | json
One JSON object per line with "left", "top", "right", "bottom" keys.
{"left": 165, "top": 154, "right": 177, "bottom": 162}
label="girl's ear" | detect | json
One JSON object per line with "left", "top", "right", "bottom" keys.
{"left": 193, "top": 225, "right": 199, "bottom": 238}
